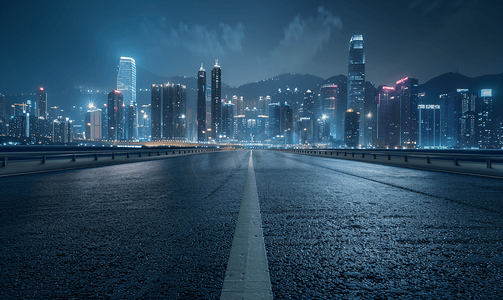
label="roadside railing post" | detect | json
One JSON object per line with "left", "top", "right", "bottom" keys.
{"left": 487, "top": 159, "right": 492, "bottom": 169}
{"left": 112, "top": 152, "right": 115, "bottom": 160}
{"left": 362, "top": 153, "right": 365, "bottom": 158}
{"left": 352, "top": 152, "right": 354, "bottom": 157}
{"left": 426, "top": 156, "right": 430, "bottom": 163}
{"left": 404, "top": 155, "right": 408, "bottom": 162}
{"left": 42, "top": 155, "right": 46, "bottom": 164}
{"left": 127, "top": 152, "right": 130, "bottom": 158}
{"left": 344, "top": 152, "right": 347, "bottom": 157}
{"left": 139, "top": 152, "right": 142, "bottom": 157}
{"left": 373, "top": 154, "right": 376, "bottom": 159}
{"left": 2, "top": 157, "right": 7, "bottom": 167}
{"left": 454, "top": 157, "right": 458, "bottom": 166}
{"left": 72, "top": 154, "right": 76, "bottom": 162}
{"left": 388, "top": 154, "right": 391, "bottom": 160}
{"left": 95, "top": 154, "right": 99, "bottom": 160}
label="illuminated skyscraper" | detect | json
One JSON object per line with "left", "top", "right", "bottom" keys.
{"left": 197, "top": 64, "right": 206, "bottom": 142}
{"left": 477, "top": 89, "right": 494, "bottom": 148}
{"left": 347, "top": 34, "right": 365, "bottom": 145}
{"left": 211, "top": 59, "right": 221, "bottom": 140}
{"left": 395, "top": 77, "right": 419, "bottom": 147}
{"left": 377, "top": 85, "right": 399, "bottom": 147}
{"left": 107, "top": 90, "right": 124, "bottom": 141}
{"left": 151, "top": 84, "right": 162, "bottom": 140}
{"left": 117, "top": 57, "right": 137, "bottom": 140}
{"left": 344, "top": 108, "right": 360, "bottom": 148}
{"left": 37, "top": 87, "right": 47, "bottom": 119}
{"left": 319, "top": 84, "right": 338, "bottom": 138}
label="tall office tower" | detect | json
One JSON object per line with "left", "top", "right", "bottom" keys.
{"left": 439, "top": 92, "right": 461, "bottom": 148}
{"left": 476, "top": 89, "right": 494, "bottom": 148}
{"left": 344, "top": 108, "right": 360, "bottom": 148}
{"left": 37, "top": 87, "right": 47, "bottom": 119}
{"left": 151, "top": 84, "right": 162, "bottom": 140}
{"left": 85, "top": 107, "right": 102, "bottom": 141}
{"left": 281, "top": 104, "right": 294, "bottom": 144}
{"left": 211, "top": 59, "right": 221, "bottom": 140}
{"left": 377, "top": 86, "right": 399, "bottom": 148}
{"left": 319, "top": 84, "right": 338, "bottom": 138}
{"left": 458, "top": 89, "right": 477, "bottom": 148}
{"left": 268, "top": 103, "right": 281, "bottom": 140}
{"left": 117, "top": 57, "right": 137, "bottom": 140}
{"left": 347, "top": 34, "right": 365, "bottom": 145}
{"left": 0, "top": 93, "right": 6, "bottom": 135}
{"left": 172, "top": 84, "right": 187, "bottom": 140}
{"left": 197, "top": 64, "right": 206, "bottom": 142}
{"left": 107, "top": 90, "right": 124, "bottom": 141}
{"left": 139, "top": 104, "right": 151, "bottom": 141}
{"left": 418, "top": 104, "right": 441, "bottom": 148}
{"left": 101, "top": 105, "right": 108, "bottom": 140}
{"left": 303, "top": 90, "right": 317, "bottom": 118}
{"left": 258, "top": 96, "right": 265, "bottom": 115}
{"left": 395, "top": 77, "right": 419, "bottom": 147}
{"left": 162, "top": 83, "right": 174, "bottom": 139}
{"left": 221, "top": 102, "right": 235, "bottom": 139}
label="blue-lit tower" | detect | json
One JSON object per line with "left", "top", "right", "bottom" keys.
{"left": 117, "top": 57, "right": 137, "bottom": 140}
{"left": 347, "top": 34, "right": 365, "bottom": 146}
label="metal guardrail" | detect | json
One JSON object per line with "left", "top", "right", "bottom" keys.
{"left": 277, "top": 149, "right": 503, "bottom": 169}
{"left": 1, "top": 148, "right": 219, "bottom": 168}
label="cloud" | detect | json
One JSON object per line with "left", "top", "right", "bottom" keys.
{"left": 142, "top": 18, "right": 245, "bottom": 57}
{"left": 271, "top": 6, "right": 342, "bottom": 70}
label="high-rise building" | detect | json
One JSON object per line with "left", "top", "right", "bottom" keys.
{"left": 395, "top": 77, "right": 419, "bottom": 147}
{"left": 37, "top": 87, "right": 47, "bottom": 119}
{"left": 101, "top": 104, "right": 108, "bottom": 141}
{"left": 85, "top": 106, "right": 102, "bottom": 141}
{"left": 172, "top": 84, "right": 187, "bottom": 140}
{"left": 476, "top": 89, "right": 494, "bottom": 148}
{"left": 319, "top": 84, "right": 338, "bottom": 138}
{"left": 303, "top": 90, "right": 317, "bottom": 119}
{"left": 439, "top": 92, "right": 460, "bottom": 148}
{"left": 347, "top": 34, "right": 365, "bottom": 145}
{"left": 151, "top": 84, "right": 162, "bottom": 140}
{"left": 0, "top": 93, "right": 6, "bottom": 135}
{"left": 117, "top": 57, "right": 137, "bottom": 140}
{"left": 377, "top": 86, "right": 399, "bottom": 148}
{"left": 197, "top": 64, "right": 206, "bottom": 142}
{"left": 221, "top": 102, "right": 235, "bottom": 139}
{"left": 139, "top": 104, "right": 151, "bottom": 141}
{"left": 107, "top": 90, "right": 124, "bottom": 141}
{"left": 211, "top": 59, "right": 222, "bottom": 140}
{"left": 344, "top": 108, "right": 360, "bottom": 148}
{"left": 458, "top": 89, "right": 477, "bottom": 148}
{"left": 268, "top": 103, "right": 281, "bottom": 140}
{"left": 418, "top": 104, "right": 441, "bottom": 148}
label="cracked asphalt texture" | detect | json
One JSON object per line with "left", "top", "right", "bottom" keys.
{"left": 253, "top": 151, "right": 503, "bottom": 299}
{"left": 1, "top": 150, "right": 502, "bottom": 299}
{"left": 0, "top": 151, "right": 249, "bottom": 299}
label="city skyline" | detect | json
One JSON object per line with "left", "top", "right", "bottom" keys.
{"left": 1, "top": 0, "right": 502, "bottom": 95}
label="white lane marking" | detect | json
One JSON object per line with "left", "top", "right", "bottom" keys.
{"left": 220, "top": 150, "right": 273, "bottom": 300}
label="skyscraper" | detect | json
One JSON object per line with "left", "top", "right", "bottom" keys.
{"left": 37, "top": 87, "right": 47, "bottom": 119}
{"left": 211, "top": 59, "right": 221, "bottom": 140}
{"left": 377, "top": 85, "right": 399, "bottom": 147}
{"left": 117, "top": 57, "right": 137, "bottom": 140}
{"left": 85, "top": 106, "right": 102, "bottom": 141}
{"left": 344, "top": 108, "right": 360, "bottom": 148}
{"left": 477, "top": 89, "right": 494, "bottom": 148}
{"left": 151, "top": 84, "right": 162, "bottom": 140}
{"left": 395, "top": 77, "right": 419, "bottom": 147}
{"left": 319, "top": 84, "right": 338, "bottom": 138}
{"left": 418, "top": 104, "right": 441, "bottom": 148}
{"left": 197, "top": 64, "right": 206, "bottom": 142}
{"left": 107, "top": 90, "right": 124, "bottom": 141}
{"left": 172, "top": 84, "right": 187, "bottom": 140}
{"left": 347, "top": 34, "right": 365, "bottom": 145}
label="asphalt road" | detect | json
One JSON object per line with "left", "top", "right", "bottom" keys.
{"left": 1, "top": 150, "right": 502, "bottom": 299}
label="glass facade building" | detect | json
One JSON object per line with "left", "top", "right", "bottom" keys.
{"left": 117, "top": 57, "right": 137, "bottom": 140}
{"left": 347, "top": 34, "right": 365, "bottom": 145}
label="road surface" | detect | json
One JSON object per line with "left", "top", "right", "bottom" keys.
{"left": 1, "top": 150, "right": 501, "bottom": 299}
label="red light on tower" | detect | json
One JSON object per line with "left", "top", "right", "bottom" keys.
{"left": 39, "top": 87, "right": 44, "bottom": 91}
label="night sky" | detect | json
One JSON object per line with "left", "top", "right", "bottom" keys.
{"left": 1, "top": 0, "right": 502, "bottom": 94}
